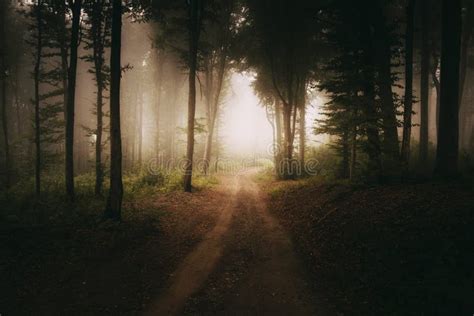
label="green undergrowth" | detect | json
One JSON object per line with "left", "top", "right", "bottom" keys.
{"left": 0, "top": 168, "right": 218, "bottom": 227}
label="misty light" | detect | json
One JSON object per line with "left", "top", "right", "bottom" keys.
{"left": 221, "top": 72, "right": 274, "bottom": 156}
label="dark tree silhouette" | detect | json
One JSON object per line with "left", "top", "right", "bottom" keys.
{"left": 0, "top": 1, "right": 10, "bottom": 188}
{"left": 83, "top": 0, "right": 111, "bottom": 196}
{"left": 104, "top": 0, "right": 123, "bottom": 220}
{"left": 373, "top": 4, "right": 400, "bottom": 175}
{"left": 183, "top": 0, "right": 203, "bottom": 192}
{"left": 435, "top": 0, "right": 462, "bottom": 177}
{"left": 419, "top": 0, "right": 430, "bottom": 165}
{"left": 401, "top": 0, "right": 416, "bottom": 167}
{"left": 33, "top": 0, "right": 43, "bottom": 198}
{"left": 459, "top": 2, "right": 474, "bottom": 149}
{"left": 65, "top": 0, "right": 82, "bottom": 200}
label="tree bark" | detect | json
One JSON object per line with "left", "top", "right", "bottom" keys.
{"left": 434, "top": 0, "right": 462, "bottom": 177}
{"left": 431, "top": 52, "right": 441, "bottom": 133}
{"left": 373, "top": 6, "right": 400, "bottom": 175}
{"left": 34, "top": 1, "right": 43, "bottom": 198}
{"left": 298, "top": 84, "right": 306, "bottom": 169}
{"left": 264, "top": 104, "right": 277, "bottom": 168}
{"left": 283, "top": 104, "right": 293, "bottom": 162}
{"left": 419, "top": 0, "right": 430, "bottom": 164}
{"left": 214, "top": 121, "right": 220, "bottom": 173}
{"left": 137, "top": 90, "right": 143, "bottom": 165}
{"left": 93, "top": 0, "right": 105, "bottom": 196}
{"left": 0, "top": 3, "right": 10, "bottom": 188}
{"left": 361, "top": 26, "right": 382, "bottom": 178}
{"left": 154, "top": 49, "right": 164, "bottom": 158}
{"left": 459, "top": 1, "right": 474, "bottom": 149}
{"left": 362, "top": 77, "right": 382, "bottom": 179}
{"left": 58, "top": 2, "right": 68, "bottom": 124}
{"left": 183, "top": 0, "right": 201, "bottom": 192}
{"left": 275, "top": 99, "right": 283, "bottom": 155}
{"left": 105, "top": 0, "right": 123, "bottom": 220}
{"left": 203, "top": 54, "right": 226, "bottom": 175}
{"left": 65, "top": 0, "right": 82, "bottom": 200}
{"left": 401, "top": 0, "right": 416, "bottom": 168}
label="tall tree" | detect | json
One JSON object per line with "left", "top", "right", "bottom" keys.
{"left": 137, "top": 89, "right": 143, "bottom": 165}
{"left": 419, "top": 0, "right": 430, "bottom": 164}
{"left": 373, "top": 3, "right": 401, "bottom": 174}
{"left": 83, "top": 0, "right": 111, "bottom": 196}
{"left": 298, "top": 79, "right": 307, "bottom": 168}
{"left": 459, "top": 1, "right": 474, "bottom": 149}
{"left": 33, "top": 0, "right": 44, "bottom": 197}
{"left": 183, "top": 0, "right": 203, "bottom": 192}
{"left": 435, "top": 0, "right": 462, "bottom": 177}
{"left": 65, "top": 0, "right": 82, "bottom": 200}
{"left": 202, "top": 0, "right": 233, "bottom": 175}
{"left": 104, "top": 0, "right": 123, "bottom": 220}
{"left": 0, "top": 0, "right": 10, "bottom": 188}
{"left": 401, "top": 0, "right": 416, "bottom": 167}
{"left": 244, "top": 0, "right": 315, "bottom": 178}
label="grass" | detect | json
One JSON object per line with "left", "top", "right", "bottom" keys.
{"left": 0, "top": 167, "right": 219, "bottom": 227}
{"left": 0, "top": 166, "right": 221, "bottom": 314}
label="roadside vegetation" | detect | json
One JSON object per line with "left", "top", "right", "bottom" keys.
{"left": 261, "top": 153, "right": 474, "bottom": 315}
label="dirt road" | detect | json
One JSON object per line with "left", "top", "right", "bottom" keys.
{"left": 147, "top": 170, "right": 326, "bottom": 315}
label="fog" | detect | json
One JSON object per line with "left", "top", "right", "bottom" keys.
{"left": 0, "top": 0, "right": 473, "bottom": 194}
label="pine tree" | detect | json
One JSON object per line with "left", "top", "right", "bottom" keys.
{"left": 82, "top": 0, "right": 112, "bottom": 196}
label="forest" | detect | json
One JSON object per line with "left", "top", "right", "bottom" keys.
{"left": 1, "top": 0, "right": 473, "bottom": 314}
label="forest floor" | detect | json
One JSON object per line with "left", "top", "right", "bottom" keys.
{"left": 267, "top": 174, "right": 474, "bottom": 315}
{"left": 1, "top": 169, "right": 327, "bottom": 315}
{"left": 2, "top": 169, "right": 473, "bottom": 315}
{"left": 1, "top": 178, "right": 224, "bottom": 315}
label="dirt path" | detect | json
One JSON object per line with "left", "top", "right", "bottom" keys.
{"left": 147, "top": 169, "right": 327, "bottom": 315}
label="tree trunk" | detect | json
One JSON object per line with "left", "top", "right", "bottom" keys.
{"left": 59, "top": 2, "right": 68, "bottom": 124}
{"left": 419, "top": 0, "right": 430, "bottom": 165}
{"left": 401, "top": 0, "right": 415, "bottom": 168}
{"left": 373, "top": 7, "right": 400, "bottom": 175}
{"left": 283, "top": 105, "right": 293, "bottom": 161}
{"left": 183, "top": 0, "right": 201, "bottom": 192}
{"left": 92, "top": 0, "right": 105, "bottom": 196}
{"left": 137, "top": 91, "right": 143, "bottom": 166}
{"left": 14, "top": 73, "right": 21, "bottom": 137}
{"left": 105, "top": 0, "right": 123, "bottom": 220}
{"left": 298, "top": 86, "right": 306, "bottom": 169}
{"left": 349, "top": 122, "right": 357, "bottom": 181}
{"left": 203, "top": 58, "right": 215, "bottom": 176}
{"left": 0, "top": 4, "right": 10, "bottom": 188}
{"left": 95, "top": 77, "right": 104, "bottom": 196}
{"left": 154, "top": 49, "right": 164, "bottom": 158}
{"left": 459, "top": 1, "right": 474, "bottom": 149}
{"left": 65, "top": 0, "right": 82, "bottom": 200}
{"left": 431, "top": 52, "right": 441, "bottom": 133}
{"left": 275, "top": 99, "right": 283, "bottom": 153}
{"left": 214, "top": 121, "right": 220, "bottom": 173}
{"left": 34, "top": 1, "right": 43, "bottom": 198}
{"left": 365, "top": 104, "right": 383, "bottom": 176}
{"left": 203, "top": 126, "right": 214, "bottom": 175}
{"left": 362, "top": 43, "right": 382, "bottom": 178}
{"left": 93, "top": 11, "right": 105, "bottom": 195}
{"left": 203, "top": 54, "right": 226, "bottom": 176}
{"left": 434, "top": 0, "right": 462, "bottom": 177}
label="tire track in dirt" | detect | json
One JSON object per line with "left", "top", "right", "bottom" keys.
{"left": 145, "top": 176, "right": 239, "bottom": 315}
{"left": 147, "top": 169, "right": 328, "bottom": 315}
